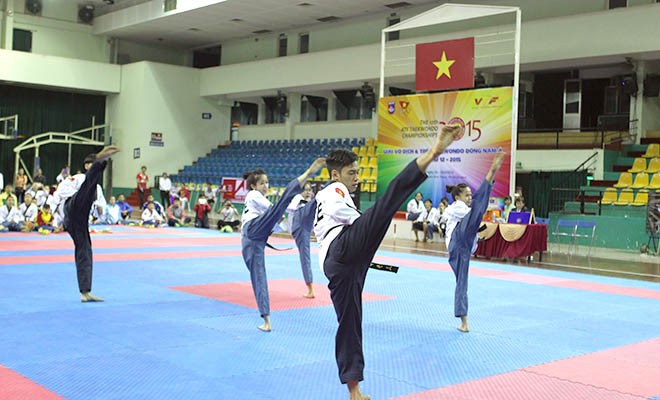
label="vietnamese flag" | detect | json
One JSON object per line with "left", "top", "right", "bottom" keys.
{"left": 415, "top": 37, "right": 474, "bottom": 92}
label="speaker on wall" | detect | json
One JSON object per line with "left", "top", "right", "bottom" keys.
{"left": 619, "top": 74, "right": 638, "bottom": 96}
{"left": 78, "top": 4, "right": 94, "bottom": 24}
{"left": 25, "top": 0, "right": 42, "bottom": 15}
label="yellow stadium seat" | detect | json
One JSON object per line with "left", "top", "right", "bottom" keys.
{"left": 358, "top": 146, "right": 367, "bottom": 157}
{"left": 368, "top": 157, "right": 378, "bottom": 169}
{"left": 632, "top": 189, "right": 649, "bottom": 206}
{"left": 613, "top": 188, "right": 634, "bottom": 205}
{"left": 366, "top": 137, "right": 375, "bottom": 146}
{"left": 642, "top": 143, "right": 660, "bottom": 158}
{"left": 647, "top": 158, "right": 660, "bottom": 174}
{"left": 628, "top": 158, "right": 647, "bottom": 173}
{"left": 351, "top": 146, "right": 359, "bottom": 154}
{"left": 600, "top": 188, "right": 618, "bottom": 205}
{"left": 648, "top": 173, "right": 660, "bottom": 190}
{"left": 613, "top": 172, "right": 632, "bottom": 188}
{"left": 367, "top": 168, "right": 378, "bottom": 181}
{"left": 359, "top": 157, "right": 368, "bottom": 168}
{"left": 319, "top": 168, "right": 330, "bottom": 181}
{"left": 631, "top": 172, "right": 649, "bottom": 189}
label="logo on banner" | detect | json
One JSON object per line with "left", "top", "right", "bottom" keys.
{"left": 474, "top": 96, "right": 500, "bottom": 107}
{"left": 399, "top": 101, "right": 410, "bottom": 114}
{"left": 221, "top": 177, "right": 248, "bottom": 202}
{"left": 388, "top": 101, "right": 396, "bottom": 114}
{"left": 415, "top": 37, "right": 474, "bottom": 92}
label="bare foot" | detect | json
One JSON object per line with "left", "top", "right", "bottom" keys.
{"left": 348, "top": 381, "right": 370, "bottom": 400}
{"left": 486, "top": 152, "right": 506, "bottom": 182}
{"left": 432, "top": 124, "right": 461, "bottom": 156}
{"left": 457, "top": 315, "right": 469, "bottom": 333}
{"left": 298, "top": 157, "right": 326, "bottom": 186}
{"left": 258, "top": 315, "right": 272, "bottom": 332}
{"left": 303, "top": 283, "right": 315, "bottom": 298}
{"left": 81, "top": 292, "right": 104, "bottom": 302}
{"left": 96, "top": 145, "right": 120, "bottom": 161}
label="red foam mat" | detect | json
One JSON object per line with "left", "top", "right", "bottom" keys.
{"left": 393, "top": 370, "right": 646, "bottom": 400}
{"left": 394, "top": 338, "right": 660, "bottom": 400}
{"left": 170, "top": 278, "right": 392, "bottom": 311}
{"left": 0, "top": 365, "right": 65, "bottom": 400}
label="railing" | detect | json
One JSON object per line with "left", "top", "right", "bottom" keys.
{"left": 517, "top": 128, "right": 628, "bottom": 150}
{"left": 549, "top": 188, "right": 606, "bottom": 216}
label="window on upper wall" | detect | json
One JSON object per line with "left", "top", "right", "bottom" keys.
{"left": 299, "top": 33, "right": 309, "bottom": 54}
{"left": 278, "top": 34, "right": 288, "bottom": 57}
{"left": 301, "top": 95, "right": 328, "bottom": 122}
{"left": 264, "top": 95, "right": 287, "bottom": 124}
{"left": 12, "top": 29, "right": 32, "bottom": 53}
{"left": 387, "top": 14, "right": 400, "bottom": 41}
{"left": 608, "top": 0, "right": 627, "bottom": 9}
{"left": 334, "top": 90, "right": 372, "bottom": 121}
{"left": 193, "top": 45, "right": 221, "bottom": 68}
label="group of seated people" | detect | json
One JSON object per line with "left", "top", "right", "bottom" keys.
{"left": 406, "top": 192, "right": 449, "bottom": 242}
{"left": 405, "top": 192, "right": 531, "bottom": 243}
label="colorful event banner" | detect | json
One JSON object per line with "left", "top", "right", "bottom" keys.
{"left": 376, "top": 87, "right": 513, "bottom": 206}
{"left": 220, "top": 177, "right": 248, "bottom": 203}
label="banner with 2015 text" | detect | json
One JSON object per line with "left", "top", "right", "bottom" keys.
{"left": 376, "top": 87, "right": 512, "bottom": 206}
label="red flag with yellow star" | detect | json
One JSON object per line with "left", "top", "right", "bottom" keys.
{"left": 415, "top": 37, "right": 474, "bottom": 92}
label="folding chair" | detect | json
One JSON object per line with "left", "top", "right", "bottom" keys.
{"left": 574, "top": 220, "right": 597, "bottom": 257}
{"left": 552, "top": 219, "right": 577, "bottom": 254}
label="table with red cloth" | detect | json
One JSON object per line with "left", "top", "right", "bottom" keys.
{"left": 475, "top": 222, "right": 547, "bottom": 260}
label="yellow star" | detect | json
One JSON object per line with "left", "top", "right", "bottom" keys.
{"left": 432, "top": 51, "right": 455, "bottom": 80}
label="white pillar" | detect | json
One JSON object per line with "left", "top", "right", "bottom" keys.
{"left": 2, "top": 0, "right": 15, "bottom": 50}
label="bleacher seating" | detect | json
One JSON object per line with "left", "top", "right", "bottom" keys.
{"left": 648, "top": 173, "right": 660, "bottom": 190}
{"left": 600, "top": 188, "right": 617, "bottom": 205}
{"left": 632, "top": 190, "right": 649, "bottom": 206}
{"left": 642, "top": 143, "right": 660, "bottom": 158}
{"left": 170, "top": 137, "right": 371, "bottom": 189}
{"left": 630, "top": 172, "right": 649, "bottom": 189}
{"left": 613, "top": 172, "right": 633, "bottom": 188}
{"left": 647, "top": 158, "right": 660, "bottom": 174}
{"left": 613, "top": 188, "right": 634, "bottom": 205}
{"left": 628, "top": 157, "right": 646, "bottom": 173}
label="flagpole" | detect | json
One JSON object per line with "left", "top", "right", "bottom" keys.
{"left": 379, "top": 30, "right": 386, "bottom": 105}
{"left": 510, "top": 7, "right": 522, "bottom": 198}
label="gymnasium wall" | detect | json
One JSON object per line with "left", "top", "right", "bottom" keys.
{"left": 106, "top": 62, "right": 227, "bottom": 188}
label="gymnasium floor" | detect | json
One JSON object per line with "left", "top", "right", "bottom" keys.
{"left": 1, "top": 225, "right": 659, "bottom": 400}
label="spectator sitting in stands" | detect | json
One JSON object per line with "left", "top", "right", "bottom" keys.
{"left": 116, "top": 194, "right": 133, "bottom": 221}
{"left": 217, "top": 199, "right": 240, "bottom": 232}
{"left": 203, "top": 183, "right": 216, "bottom": 211}
{"left": 56, "top": 166, "right": 69, "bottom": 184}
{"left": 412, "top": 199, "right": 441, "bottom": 242}
{"left": 143, "top": 194, "right": 166, "bottom": 218}
{"left": 167, "top": 198, "right": 190, "bottom": 227}
{"left": 19, "top": 193, "right": 39, "bottom": 231}
{"left": 513, "top": 197, "right": 529, "bottom": 213}
{"left": 33, "top": 168, "right": 47, "bottom": 185}
{"left": 179, "top": 185, "right": 191, "bottom": 212}
{"left": 194, "top": 195, "right": 211, "bottom": 228}
{"left": 0, "top": 197, "right": 24, "bottom": 232}
{"left": 28, "top": 183, "right": 49, "bottom": 208}
{"left": 37, "top": 204, "right": 56, "bottom": 233}
{"left": 0, "top": 184, "right": 17, "bottom": 207}
{"left": 141, "top": 201, "right": 163, "bottom": 228}
{"left": 406, "top": 192, "right": 424, "bottom": 221}
{"left": 104, "top": 196, "right": 122, "bottom": 225}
